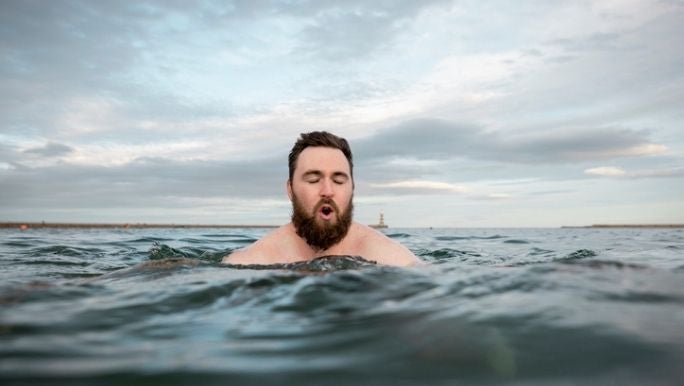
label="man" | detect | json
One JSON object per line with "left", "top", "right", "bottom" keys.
{"left": 222, "top": 131, "right": 421, "bottom": 267}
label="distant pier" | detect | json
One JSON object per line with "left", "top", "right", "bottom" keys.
{"left": 0, "top": 222, "right": 278, "bottom": 230}
{"left": 562, "top": 224, "right": 684, "bottom": 229}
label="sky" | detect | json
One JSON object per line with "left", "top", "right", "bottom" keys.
{"left": 1, "top": 0, "right": 683, "bottom": 228}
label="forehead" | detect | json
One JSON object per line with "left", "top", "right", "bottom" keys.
{"left": 295, "top": 146, "right": 350, "bottom": 174}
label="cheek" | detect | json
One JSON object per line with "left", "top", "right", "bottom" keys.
{"left": 293, "top": 187, "right": 317, "bottom": 205}
{"left": 338, "top": 188, "right": 353, "bottom": 206}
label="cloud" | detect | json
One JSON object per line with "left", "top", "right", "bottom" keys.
{"left": 294, "top": 0, "right": 451, "bottom": 61}
{"left": 501, "top": 129, "right": 669, "bottom": 162}
{"left": 370, "top": 179, "right": 469, "bottom": 194}
{"left": 546, "top": 32, "right": 627, "bottom": 54}
{"left": 367, "top": 179, "right": 517, "bottom": 201}
{"left": 584, "top": 166, "right": 627, "bottom": 177}
{"left": 0, "top": 155, "right": 287, "bottom": 211}
{"left": 354, "top": 118, "right": 669, "bottom": 164}
{"left": 23, "top": 142, "right": 74, "bottom": 157}
{"left": 584, "top": 166, "right": 684, "bottom": 179}
{"left": 1, "top": 1, "right": 683, "bottom": 226}
{"left": 353, "top": 119, "right": 482, "bottom": 161}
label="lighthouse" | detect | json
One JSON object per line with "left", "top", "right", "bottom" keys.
{"left": 371, "top": 212, "right": 388, "bottom": 229}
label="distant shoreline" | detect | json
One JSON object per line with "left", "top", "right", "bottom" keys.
{"left": 1, "top": 222, "right": 390, "bottom": 230}
{"left": 561, "top": 224, "right": 684, "bottom": 228}
{"left": 0, "top": 222, "right": 279, "bottom": 229}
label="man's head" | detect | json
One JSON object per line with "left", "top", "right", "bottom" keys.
{"left": 288, "top": 131, "right": 353, "bottom": 183}
{"left": 287, "top": 131, "right": 354, "bottom": 251}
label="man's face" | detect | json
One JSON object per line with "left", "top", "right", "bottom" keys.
{"left": 288, "top": 147, "right": 354, "bottom": 251}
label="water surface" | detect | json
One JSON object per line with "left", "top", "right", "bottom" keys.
{"left": 1, "top": 227, "right": 683, "bottom": 385}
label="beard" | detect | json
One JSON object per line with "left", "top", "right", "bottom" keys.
{"left": 291, "top": 194, "right": 353, "bottom": 252}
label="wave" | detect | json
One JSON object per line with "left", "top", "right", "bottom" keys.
{"left": 225, "top": 255, "right": 378, "bottom": 272}
{"left": 2, "top": 227, "right": 683, "bottom": 385}
{"left": 503, "top": 239, "right": 530, "bottom": 244}
{"left": 147, "top": 243, "right": 229, "bottom": 263}
{"left": 435, "top": 234, "right": 507, "bottom": 241}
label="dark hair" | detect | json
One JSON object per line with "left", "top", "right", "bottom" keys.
{"left": 288, "top": 131, "right": 354, "bottom": 182}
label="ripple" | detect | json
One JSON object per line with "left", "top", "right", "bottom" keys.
{"left": 386, "top": 233, "right": 412, "bottom": 239}
{"left": 558, "top": 249, "right": 597, "bottom": 261}
{"left": 568, "top": 259, "right": 648, "bottom": 270}
{"left": 21, "top": 258, "right": 91, "bottom": 267}
{"left": 2, "top": 240, "right": 35, "bottom": 248}
{"left": 436, "top": 234, "right": 507, "bottom": 241}
{"left": 593, "top": 289, "right": 682, "bottom": 304}
{"left": 27, "top": 245, "right": 105, "bottom": 258}
{"left": 503, "top": 239, "right": 529, "bottom": 244}
{"left": 419, "top": 248, "right": 482, "bottom": 261}
{"left": 527, "top": 247, "right": 555, "bottom": 256}
{"left": 434, "top": 236, "right": 471, "bottom": 241}
{"left": 126, "top": 237, "right": 174, "bottom": 243}
{"left": 146, "top": 243, "right": 229, "bottom": 263}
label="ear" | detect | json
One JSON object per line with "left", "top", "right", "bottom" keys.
{"left": 286, "top": 179, "right": 293, "bottom": 201}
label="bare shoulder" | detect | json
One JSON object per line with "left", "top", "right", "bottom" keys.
{"left": 352, "top": 223, "right": 422, "bottom": 267}
{"left": 221, "top": 225, "right": 293, "bottom": 265}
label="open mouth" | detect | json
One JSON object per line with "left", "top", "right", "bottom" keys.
{"left": 319, "top": 204, "right": 335, "bottom": 220}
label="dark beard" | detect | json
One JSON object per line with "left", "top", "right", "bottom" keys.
{"left": 291, "top": 195, "right": 353, "bottom": 252}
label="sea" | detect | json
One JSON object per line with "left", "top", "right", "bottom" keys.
{"left": 1, "top": 226, "right": 683, "bottom": 386}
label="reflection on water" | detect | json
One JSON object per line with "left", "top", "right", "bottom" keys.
{"left": 1, "top": 227, "right": 683, "bottom": 385}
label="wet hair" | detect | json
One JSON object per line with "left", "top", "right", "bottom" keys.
{"left": 288, "top": 131, "right": 354, "bottom": 182}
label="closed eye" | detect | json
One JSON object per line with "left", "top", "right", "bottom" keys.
{"left": 303, "top": 171, "right": 322, "bottom": 183}
{"left": 333, "top": 172, "right": 349, "bottom": 184}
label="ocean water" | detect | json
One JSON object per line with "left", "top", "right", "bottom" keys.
{"left": 1, "top": 227, "right": 683, "bottom": 385}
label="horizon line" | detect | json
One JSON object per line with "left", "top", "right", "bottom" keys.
{"left": 2, "top": 221, "right": 683, "bottom": 229}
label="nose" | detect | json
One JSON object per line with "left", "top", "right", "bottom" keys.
{"left": 320, "top": 178, "right": 334, "bottom": 198}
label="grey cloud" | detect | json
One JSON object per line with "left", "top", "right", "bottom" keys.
{"left": 629, "top": 167, "right": 684, "bottom": 179}
{"left": 1, "top": 1, "right": 155, "bottom": 135}
{"left": 546, "top": 32, "right": 630, "bottom": 53}
{"left": 1, "top": 119, "right": 669, "bottom": 215}
{"left": 0, "top": 142, "right": 17, "bottom": 160}
{"left": 1, "top": 0, "right": 453, "bottom": 140}
{"left": 0, "top": 0, "right": 259, "bottom": 137}
{"left": 353, "top": 119, "right": 485, "bottom": 161}
{"left": 496, "top": 128, "right": 653, "bottom": 162}
{"left": 0, "top": 155, "right": 288, "bottom": 213}
{"left": 0, "top": 142, "right": 30, "bottom": 169}
{"left": 353, "top": 118, "right": 664, "bottom": 165}
{"left": 1, "top": 1, "right": 149, "bottom": 84}
{"left": 23, "top": 142, "right": 74, "bottom": 157}
{"left": 349, "top": 118, "right": 680, "bottom": 196}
